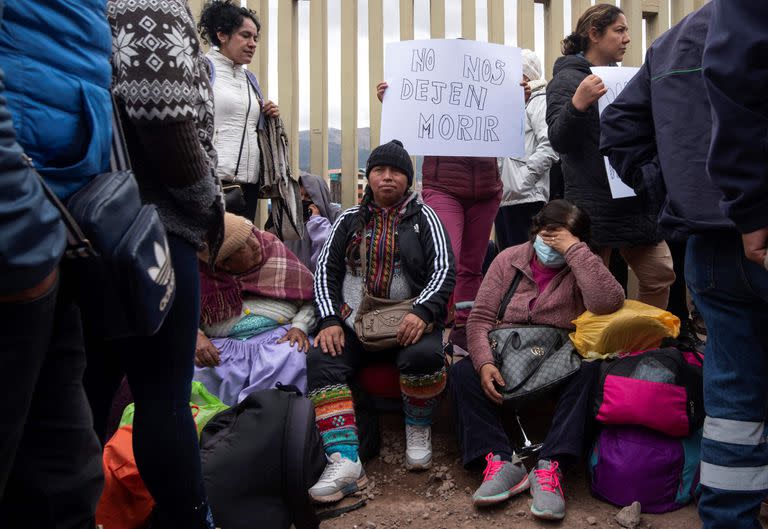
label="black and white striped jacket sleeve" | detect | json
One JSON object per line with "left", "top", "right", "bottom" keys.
{"left": 410, "top": 204, "right": 455, "bottom": 324}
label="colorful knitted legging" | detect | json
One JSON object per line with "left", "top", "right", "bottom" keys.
{"left": 309, "top": 384, "right": 359, "bottom": 460}
{"left": 400, "top": 367, "right": 447, "bottom": 426}
{"left": 307, "top": 326, "right": 448, "bottom": 460}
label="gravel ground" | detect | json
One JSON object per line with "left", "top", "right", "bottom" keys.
{"left": 318, "top": 425, "right": 759, "bottom": 529}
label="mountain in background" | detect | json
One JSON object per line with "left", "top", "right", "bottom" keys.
{"left": 298, "top": 127, "right": 371, "bottom": 173}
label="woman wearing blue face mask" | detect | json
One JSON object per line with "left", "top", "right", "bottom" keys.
{"left": 449, "top": 200, "right": 625, "bottom": 521}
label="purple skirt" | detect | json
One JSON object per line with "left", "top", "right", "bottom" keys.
{"left": 193, "top": 326, "right": 308, "bottom": 406}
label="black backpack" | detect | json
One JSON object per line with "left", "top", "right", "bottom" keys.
{"left": 200, "top": 385, "right": 326, "bottom": 529}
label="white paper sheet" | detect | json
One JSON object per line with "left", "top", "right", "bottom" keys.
{"left": 592, "top": 66, "right": 640, "bottom": 199}
{"left": 380, "top": 39, "right": 525, "bottom": 158}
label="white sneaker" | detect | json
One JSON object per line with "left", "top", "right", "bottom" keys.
{"left": 405, "top": 424, "right": 432, "bottom": 470}
{"left": 308, "top": 453, "right": 368, "bottom": 504}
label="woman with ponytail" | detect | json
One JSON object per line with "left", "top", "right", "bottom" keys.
{"left": 546, "top": 4, "right": 675, "bottom": 310}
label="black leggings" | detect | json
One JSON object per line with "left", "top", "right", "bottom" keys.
{"left": 84, "top": 235, "right": 206, "bottom": 518}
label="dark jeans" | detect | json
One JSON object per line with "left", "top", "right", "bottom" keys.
{"left": 0, "top": 278, "right": 102, "bottom": 528}
{"left": 449, "top": 358, "right": 600, "bottom": 469}
{"left": 83, "top": 235, "right": 206, "bottom": 520}
{"left": 306, "top": 324, "right": 445, "bottom": 391}
{"left": 686, "top": 232, "right": 768, "bottom": 529}
{"left": 494, "top": 201, "right": 545, "bottom": 251}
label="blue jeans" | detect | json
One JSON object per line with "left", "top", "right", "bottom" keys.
{"left": 686, "top": 232, "right": 768, "bottom": 529}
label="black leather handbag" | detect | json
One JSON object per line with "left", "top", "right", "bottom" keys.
{"left": 488, "top": 271, "right": 581, "bottom": 403}
{"left": 39, "top": 99, "right": 176, "bottom": 340}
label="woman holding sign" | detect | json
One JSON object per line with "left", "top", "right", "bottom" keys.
{"left": 377, "top": 82, "right": 502, "bottom": 350}
{"left": 545, "top": 4, "right": 674, "bottom": 310}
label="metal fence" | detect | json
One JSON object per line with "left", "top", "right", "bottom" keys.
{"left": 187, "top": 0, "right": 705, "bottom": 212}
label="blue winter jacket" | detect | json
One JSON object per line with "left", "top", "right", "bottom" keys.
{"left": 0, "top": 0, "right": 112, "bottom": 295}
{"left": 0, "top": 0, "right": 112, "bottom": 199}
{"left": 599, "top": 4, "right": 734, "bottom": 240}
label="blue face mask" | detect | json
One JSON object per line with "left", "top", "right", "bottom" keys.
{"left": 533, "top": 235, "right": 566, "bottom": 268}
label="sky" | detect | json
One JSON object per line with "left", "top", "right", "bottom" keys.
{"left": 248, "top": 0, "right": 648, "bottom": 130}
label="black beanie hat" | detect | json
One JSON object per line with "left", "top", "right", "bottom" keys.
{"left": 365, "top": 139, "right": 414, "bottom": 187}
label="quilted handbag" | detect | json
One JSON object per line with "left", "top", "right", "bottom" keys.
{"left": 353, "top": 234, "right": 432, "bottom": 351}
{"left": 488, "top": 271, "right": 581, "bottom": 403}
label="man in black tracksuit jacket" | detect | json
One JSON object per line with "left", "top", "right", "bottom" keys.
{"left": 601, "top": 3, "right": 768, "bottom": 528}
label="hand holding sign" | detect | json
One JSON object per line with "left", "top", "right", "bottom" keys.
{"left": 572, "top": 74, "right": 608, "bottom": 112}
{"left": 591, "top": 66, "right": 640, "bottom": 199}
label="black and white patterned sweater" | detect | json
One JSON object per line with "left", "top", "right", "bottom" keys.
{"left": 107, "top": 0, "right": 224, "bottom": 253}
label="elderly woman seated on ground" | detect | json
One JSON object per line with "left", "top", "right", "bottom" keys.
{"left": 450, "top": 200, "right": 625, "bottom": 521}
{"left": 194, "top": 213, "right": 317, "bottom": 406}
{"left": 307, "top": 140, "right": 455, "bottom": 504}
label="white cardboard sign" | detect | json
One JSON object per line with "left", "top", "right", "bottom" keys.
{"left": 592, "top": 66, "right": 640, "bottom": 199}
{"left": 380, "top": 39, "right": 525, "bottom": 158}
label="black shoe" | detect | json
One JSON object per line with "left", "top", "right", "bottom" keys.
{"left": 148, "top": 500, "right": 215, "bottom": 529}
{"left": 678, "top": 319, "right": 705, "bottom": 352}
{"left": 690, "top": 308, "right": 707, "bottom": 336}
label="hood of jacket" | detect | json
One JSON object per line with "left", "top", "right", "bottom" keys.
{"left": 529, "top": 79, "right": 548, "bottom": 95}
{"left": 300, "top": 172, "right": 340, "bottom": 223}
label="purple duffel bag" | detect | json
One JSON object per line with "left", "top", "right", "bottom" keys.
{"left": 589, "top": 425, "right": 701, "bottom": 513}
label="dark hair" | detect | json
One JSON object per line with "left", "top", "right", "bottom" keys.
{"left": 562, "top": 4, "right": 623, "bottom": 55}
{"left": 199, "top": 0, "right": 260, "bottom": 47}
{"left": 530, "top": 200, "right": 593, "bottom": 248}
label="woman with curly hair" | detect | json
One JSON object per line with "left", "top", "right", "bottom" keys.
{"left": 199, "top": 0, "right": 280, "bottom": 221}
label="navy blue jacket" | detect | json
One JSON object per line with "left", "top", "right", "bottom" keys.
{"left": 599, "top": 4, "right": 734, "bottom": 240}
{"left": 703, "top": 1, "right": 768, "bottom": 234}
{"left": 0, "top": 0, "right": 112, "bottom": 295}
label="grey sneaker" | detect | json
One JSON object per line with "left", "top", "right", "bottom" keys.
{"left": 472, "top": 453, "right": 530, "bottom": 507}
{"left": 405, "top": 424, "right": 432, "bottom": 470}
{"left": 529, "top": 459, "right": 565, "bottom": 520}
{"left": 309, "top": 453, "right": 368, "bottom": 504}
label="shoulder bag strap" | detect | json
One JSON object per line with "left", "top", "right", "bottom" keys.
{"left": 33, "top": 166, "right": 97, "bottom": 258}
{"left": 495, "top": 270, "right": 523, "bottom": 325}
{"left": 233, "top": 77, "right": 252, "bottom": 179}
{"left": 359, "top": 229, "right": 369, "bottom": 296}
{"left": 109, "top": 95, "right": 133, "bottom": 172}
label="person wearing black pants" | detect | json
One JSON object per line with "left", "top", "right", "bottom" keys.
{"left": 83, "top": 3, "right": 226, "bottom": 527}
{"left": 450, "top": 358, "right": 601, "bottom": 469}
{"left": 495, "top": 201, "right": 546, "bottom": 251}
{"left": 0, "top": 280, "right": 103, "bottom": 528}
{"left": 457, "top": 200, "right": 625, "bottom": 520}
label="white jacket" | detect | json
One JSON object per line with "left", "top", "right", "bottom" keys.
{"left": 499, "top": 82, "right": 558, "bottom": 206}
{"left": 208, "top": 49, "right": 262, "bottom": 184}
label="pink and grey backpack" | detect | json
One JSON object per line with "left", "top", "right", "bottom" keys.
{"left": 592, "top": 346, "right": 704, "bottom": 437}
{"left": 589, "top": 425, "right": 701, "bottom": 513}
